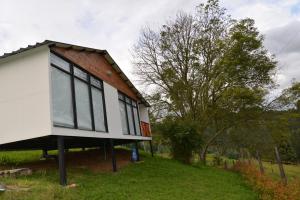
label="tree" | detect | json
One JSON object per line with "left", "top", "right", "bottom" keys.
{"left": 133, "top": 0, "right": 276, "bottom": 164}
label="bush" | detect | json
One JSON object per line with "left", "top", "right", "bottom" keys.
{"left": 226, "top": 151, "right": 240, "bottom": 160}
{"left": 212, "top": 154, "right": 223, "bottom": 166}
{"left": 156, "top": 118, "right": 202, "bottom": 164}
{"left": 278, "top": 141, "right": 297, "bottom": 163}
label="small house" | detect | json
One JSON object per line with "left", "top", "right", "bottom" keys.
{"left": 0, "top": 40, "right": 152, "bottom": 185}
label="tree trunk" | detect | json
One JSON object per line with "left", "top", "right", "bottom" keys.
{"left": 224, "top": 160, "right": 228, "bottom": 170}
{"left": 199, "top": 149, "right": 207, "bottom": 165}
{"left": 256, "top": 150, "right": 264, "bottom": 174}
{"left": 274, "top": 146, "right": 287, "bottom": 185}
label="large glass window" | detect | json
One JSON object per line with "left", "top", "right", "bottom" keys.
{"left": 51, "top": 67, "right": 74, "bottom": 127}
{"left": 119, "top": 100, "right": 129, "bottom": 134}
{"left": 126, "top": 104, "right": 135, "bottom": 134}
{"left": 75, "top": 78, "right": 92, "bottom": 130}
{"left": 92, "top": 87, "right": 106, "bottom": 132}
{"left": 50, "top": 52, "right": 107, "bottom": 132}
{"left": 133, "top": 107, "right": 141, "bottom": 136}
{"left": 118, "top": 92, "right": 141, "bottom": 135}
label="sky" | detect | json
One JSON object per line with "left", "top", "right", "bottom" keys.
{"left": 1, "top": 0, "right": 300, "bottom": 94}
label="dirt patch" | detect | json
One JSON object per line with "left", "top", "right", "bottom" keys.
{"left": 1, "top": 149, "right": 132, "bottom": 173}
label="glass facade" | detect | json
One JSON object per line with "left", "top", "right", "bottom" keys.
{"left": 50, "top": 52, "right": 107, "bottom": 132}
{"left": 118, "top": 92, "right": 141, "bottom": 135}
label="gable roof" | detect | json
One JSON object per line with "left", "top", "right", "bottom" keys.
{"left": 0, "top": 40, "right": 150, "bottom": 107}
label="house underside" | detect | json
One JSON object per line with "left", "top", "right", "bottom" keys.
{"left": 0, "top": 135, "right": 147, "bottom": 151}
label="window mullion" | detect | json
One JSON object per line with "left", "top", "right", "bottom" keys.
{"left": 101, "top": 88, "right": 108, "bottom": 132}
{"left": 88, "top": 76, "right": 95, "bottom": 131}
{"left": 70, "top": 64, "right": 78, "bottom": 129}
{"left": 131, "top": 104, "right": 137, "bottom": 135}
{"left": 136, "top": 104, "right": 142, "bottom": 135}
{"left": 124, "top": 101, "right": 130, "bottom": 135}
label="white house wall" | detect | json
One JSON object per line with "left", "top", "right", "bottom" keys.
{"left": 139, "top": 104, "right": 150, "bottom": 123}
{"left": 0, "top": 47, "right": 51, "bottom": 145}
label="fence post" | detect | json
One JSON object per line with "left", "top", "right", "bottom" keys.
{"left": 240, "top": 148, "right": 244, "bottom": 162}
{"left": 274, "top": 146, "right": 287, "bottom": 185}
{"left": 224, "top": 160, "right": 228, "bottom": 170}
{"left": 247, "top": 150, "right": 251, "bottom": 165}
{"left": 256, "top": 150, "right": 264, "bottom": 174}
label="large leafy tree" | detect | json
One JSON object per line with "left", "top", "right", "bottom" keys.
{"left": 133, "top": 0, "right": 276, "bottom": 163}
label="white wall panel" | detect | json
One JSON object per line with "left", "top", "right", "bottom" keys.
{"left": 0, "top": 47, "right": 51, "bottom": 144}
{"left": 139, "top": 104, "right": 150, "bottom": 123}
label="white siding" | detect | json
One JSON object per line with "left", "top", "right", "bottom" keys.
{"left": 139, "top": 104, "right": 150, "bottom": 123}
{"left": 103, "top": 82, "right": 123, "bottom": 137}
{"left": 0, "top": 47, "right": 51, "bottom": 145}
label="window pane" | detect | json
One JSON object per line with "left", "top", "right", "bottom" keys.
{"left": 126, "top": 104, "right": 135, "bottom": 135}
{"left": 92, "top": 88, "right": 106, "bottom": 132}
{"left": 132, "top": 101, "right": 137, "bottom": 107}
{"left": 91, "top": 77, "right": 102, "bottom": 89}
{"left": 133, "top": 107, "right": 141, "bottom": 136}
{"left": 75, "top": 79, "right": 92, "bottom": 130}
{"left": 74, "top": 67, "right": 88, "bottom": 81}
{"left": 50, "top": 53, "right": 70, "bottom": 72}
{"left": 51, "top": 67, "right": 74, "bottom": 127}
{"left": 119, "top": 100, "right": 128, "bottom": 134}
{"left": 118, "top": 93, "right": 124, "bottom": 100}
{"left": 125, "top": 97, "right": 131, "bottom": 104}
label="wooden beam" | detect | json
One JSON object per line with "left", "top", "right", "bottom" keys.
{"left": 57, "top": 136, "right": 67, "bottom": 186}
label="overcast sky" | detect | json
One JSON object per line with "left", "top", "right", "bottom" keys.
{"left": 1, "top": 0, "right": 300, "bottom": 94}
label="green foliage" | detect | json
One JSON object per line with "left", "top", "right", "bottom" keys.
{"left": 277, "top": 140, "right": 297, "bottom": 163}
{"left": 133, "top": 0, "right": 277, "bottom": 164}
{"left": 212, "top": 154, "right": 223, "bottom": 166}
{"left": 291, "top": 129, "right": 300, "bottom": 161}
{"left": 155, "top": 118, "right": 202, "bottom": 164}
{"left": 272, "top": 81, "right": 300, "bottom": 110}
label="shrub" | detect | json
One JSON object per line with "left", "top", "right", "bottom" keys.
{"left": 212, "top": 154, "right": 223, "bottom": 166}
{"left": 156, "top": 118, "right": 202, "bottom": 164}
{"left": 232, "top": 161, "right": 300, "bottom": 200}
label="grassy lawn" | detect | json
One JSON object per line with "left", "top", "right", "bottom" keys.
{"left": 0, "top": 150, "right": 258, "bottom": 200}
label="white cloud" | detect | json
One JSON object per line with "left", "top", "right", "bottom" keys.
{"left": 0, "top": 0, "right": 299, "bottom": 93}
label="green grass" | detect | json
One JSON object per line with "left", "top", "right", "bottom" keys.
{"left": 0, "top": 150, "right": 258, "bottom": 200}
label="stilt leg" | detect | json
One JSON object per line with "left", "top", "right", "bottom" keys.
{"left": 57, "top": 136, "right": 67, "bottom": 186}
{"left": 135, "top": 141, "right": 140, "bottom": 161}
{"left": 110, "top": 139, "right": 117, "bottom": 172}
{"left": 104, "top": 141, "right": 107, "bottom": 161}
{"left": 149, "top": 140, "right": 154, "bottom": 157}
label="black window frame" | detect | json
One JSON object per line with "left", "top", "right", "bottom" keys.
{"left": 50, "top": 51, "right": 108, "bottom": 133}
{"left": 118, "top": 91, "right": 142, "bottom": 136}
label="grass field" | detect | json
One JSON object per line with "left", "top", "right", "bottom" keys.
{"left": 0, "top": 150, "right": 258, "bottom": 200}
